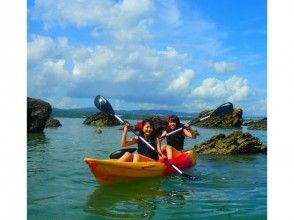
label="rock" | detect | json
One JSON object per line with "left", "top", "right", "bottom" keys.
{"left": 245, "top": 118, "right": 267, "bottom": 130}
{"left": 95, "top": 128, "right": 102, "bottom": 134}
{"left": 45, "top": 117, "right": 62, "bottom": 128}
{"left": 27, "top": 97, "right": 52, "bottom": 133}
{"left": 83, "top": 112, "right": 120, "bottom": 126}
{"left": 147, "top": 116, "right": 168, "bottom": 137}
{"left": 193, "top": 108, "right": 243, "bottom": 128}
{"left": 194, "top": 131, "right": 267, "bottom": 154}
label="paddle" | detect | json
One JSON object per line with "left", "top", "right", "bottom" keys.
{"left": 109, "top": 147, "right": 137, "bottom": 159}
{"left": 94, "top": 95, "right": 197, "bottom": 180}
{"left": 159, "top": 102, "right": 233, "bottom": 140}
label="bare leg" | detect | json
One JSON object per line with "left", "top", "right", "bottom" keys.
{"left": 161, "top": 145, "right": 182, "bottom": 159}
{"left": 118, "top": 152, "right": 133, "bottom": 162}
{"left": 133, "top": 153, "right": 154, "bottom": 162}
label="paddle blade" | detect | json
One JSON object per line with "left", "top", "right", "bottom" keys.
{"left": 94, "top": 95, "right": 115, "bottom": 115}
{"left": 109, "top": 148, "right": 137, "bottom": 159}
{"left": 182, "top": 172, "right": 198, "bottom": 180}
{"left": 210, "top": 102, "right": 233, "bottom": 117}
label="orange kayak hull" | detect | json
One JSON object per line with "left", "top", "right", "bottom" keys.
{"left": 84, "top": 149, "right": 197, "bottom": 184}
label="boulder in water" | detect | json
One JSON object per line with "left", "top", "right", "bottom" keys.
{"left": 45, "top": 117, "right": 62, "bottom": 128}
{"left": 194, "top": 131, "right": 267, "bottom": 154}
{"left": 244, "top": 118, "right": 267, "bottom": 130}
{"left": 27, "top": 97, "right": 52, "bottom": 133}
{"left": 83, "top": 112, "right": 120, "bottom": 126}
{"left": 193, "top": 108, "right": 243, "bottom": 128}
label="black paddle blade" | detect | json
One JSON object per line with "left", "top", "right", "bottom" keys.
{"left": 210, "top": 102, "right": 233, "bottom": 117}
{"left": 109, "top": 147, "right": 137, "bottom": 159}
{"left": 182, "top": 172, "right": 198, "bottom": 180}
{"left": 94, "top": 95, "right": 115, "bottom": 115}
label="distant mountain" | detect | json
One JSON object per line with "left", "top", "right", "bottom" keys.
{"left": 52, "top": 107, "right": 197, "bottom": 119}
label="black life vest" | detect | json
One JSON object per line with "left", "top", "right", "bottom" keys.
{"left": 137, "top": 136, "right": 159, "bottom": 160}
{"left": 166, "top": 126, "right": 185, "bottom": 151}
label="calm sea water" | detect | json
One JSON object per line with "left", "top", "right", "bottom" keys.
{"left": 28, "top": 118, "right": 267, "bottom": 219}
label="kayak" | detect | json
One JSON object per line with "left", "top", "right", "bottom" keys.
{"left": 84, "top": 149, "right": 197, "bottom": 184}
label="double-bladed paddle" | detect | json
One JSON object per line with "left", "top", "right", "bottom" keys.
{"left": 159, "top": 102, "right": 233, "bottom": 140}
{"left": 94, "top": 95, "right": 197, "bottom": 180}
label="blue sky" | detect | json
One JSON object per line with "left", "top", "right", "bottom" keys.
{"left": 27, "top": 0, "right": 267, "bottom": 116}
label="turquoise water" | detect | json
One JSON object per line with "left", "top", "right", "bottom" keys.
{"left": 28, "top": 118, "right": 267, "bottom": 219}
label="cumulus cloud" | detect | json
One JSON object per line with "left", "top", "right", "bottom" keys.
{"left": 27, "top": 34, "right": 190, "bottom": 103}
{"left": 166, "top": 69, "right": 194, "bottom": 92}
{"left": 190, "top": 75, "right": 250, "bottom": 102}
{"left": 208, "top": 60, "right": 237, "bottom": 73}
{"left": 27, "top": 0, "right": 266, "bottom": 115}
{"left": 30, "top": 0, "right": 154, "bottom": 44}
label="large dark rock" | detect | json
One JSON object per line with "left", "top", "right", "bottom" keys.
{"left": 193, "top": 108, "right": 243, "bottom": 128}
{"left": 194, "top": 131, "right": 267, "bottom": 154}
{"left": 83, "top": 112, "right": 120, "bottom": 126}
{"left": 45, "top": 117, "right": 62, "bottom": 128}
{"left": 146, "top": 116, "right": 167, "bottom": 137}
{"left": 244, "top": 118, "right": 267, "bottom": 130}
{"left": 27, "top": 97, "right": 52, "bottom": 133}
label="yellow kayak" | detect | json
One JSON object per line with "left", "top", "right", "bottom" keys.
{"left": 84, "top": 149, "right": 197, "bottom": 184}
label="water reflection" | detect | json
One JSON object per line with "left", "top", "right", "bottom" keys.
{"left": 85, "top": 177, "right": 191, "bottom": 219}
{"left": 27, "top": 133, "right": 50, "bottom": 148}
{"left": 85, "top": 178, "right": 163, "bottom": 219}
{"left": 27, "top": 133, "right": 51, "bottom": 177}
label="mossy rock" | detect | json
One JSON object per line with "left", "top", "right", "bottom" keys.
{"left": 83, "top": 112, "right": 120, "bottom": 126}
{"left": 194, "top": 131, "right": 266, "bottom": 154}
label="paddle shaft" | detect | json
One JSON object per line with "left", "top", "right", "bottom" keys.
{"left": 114, "top": 114, "right": 186, "bottom": 175}
{"left": 94, "top": 95, "right": 196, "bottom": 179}
{"left": 160, "top": 103, "right": 232, "bottom": 139}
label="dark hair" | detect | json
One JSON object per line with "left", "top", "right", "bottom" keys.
{"left": 167, "top": 115, "right": 182, "bottom": 129}
{"left": 139, "top": 119, "right": 155, "bottom": 137}
{"left": 168, "top": 115, "right": 180, "bottom": 124}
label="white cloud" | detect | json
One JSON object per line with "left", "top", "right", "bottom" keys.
{"left": 208, "top": 60, "right": 237, "bottom": 73}
{"left": 166, "top": 69, "right": 194, "bottom": 92}
{"left": 190, "top": 75, "right": 250, "bottom": 102}
{"left": 27, "top": 35, "right": 190, "bottom": 101}
{"left": 30, "top": 0, "right": 154, "bottom": 44}
{"left": 27, "top": 0, "right": 266, "bottom": 116}
{"left": 159, "top": 0, "right": 181, "bottom": 27}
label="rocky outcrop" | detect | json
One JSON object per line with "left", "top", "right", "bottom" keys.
{"left": 45, "top": 117, "right": 62, "bottom": 128}
{"left": 147, "top": 116, "right": 168, "bottom": 137}
{"left": 83, "top": 112, "right": 120, "bottom": 126}
{"left": 194, "top": 131, "right": 267, "bottom": 154}
{"left": 244, "top": 118, "right": 267, "bottom": 130}
{"left": 194, "top": 108, "right": 243, "bottom": 128}
{"left": 27, "top": 97, "right": 52, "bottom": 133}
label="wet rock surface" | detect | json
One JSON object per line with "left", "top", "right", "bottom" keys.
{"left": 45, "top": 117, "right": 62, "bottom": 128}
{"left": 83, "top": 112, "right": 121, "bottom": 126}
{"left": 193, "top": 108, "right": 243, "bottom": 128}
{"left": 27, "top": 97, "right": 52, "bottom": 133}
{"left": 244, "top": 118, "right": 267, "bottom": 130}
{"left": 194, "top": 131, "right": 267, "bottom": 154}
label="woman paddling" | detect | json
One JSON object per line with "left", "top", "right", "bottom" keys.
{"left": 159, "top": 115, "right": 198, "bottom": 159}
{"left": 118, "top": 119, "right": 164, "bottom": 162}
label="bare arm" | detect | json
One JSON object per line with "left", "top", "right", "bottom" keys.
{"left": 183, "top": 125, "right": 197, "bottom": 139}
{"left": 159, "top": 130, "right": 167, "bottom": 140}
{"left": 156, "top": 137, "right": 162, "bottom": 154}
{"left": 120, "top": 125, "right": 138, "bottom": 147}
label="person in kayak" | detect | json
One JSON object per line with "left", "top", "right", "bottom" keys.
{"left": 159, "top": 115, "right": 198, "bottom": 159}
{"left": 118, "top": 119, "right": 163, "bottom": 162}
